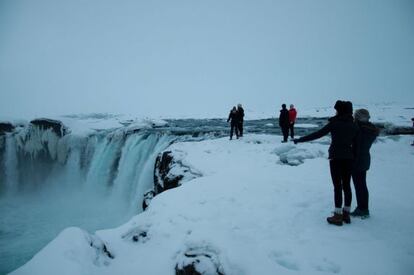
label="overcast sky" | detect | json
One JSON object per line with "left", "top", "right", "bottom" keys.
{"left": 1, "top": 0, "right": 413, "bottom": 119}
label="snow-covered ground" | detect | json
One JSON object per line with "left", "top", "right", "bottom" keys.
{"left": 11, "top": 134, "right": 414, "bottom": 275}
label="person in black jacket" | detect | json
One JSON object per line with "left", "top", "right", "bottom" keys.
{"left": 237, "top": 104, "right": 245, "bottom": 137}
{"left": 227, "top": 106, "right": 240, "bottom": 140}
{"left": 279, "top": 104, "right": 290, "bottom": 142}
{"left": 351, "top": 109, "right": 379, "bottom": 218}
{"left": 294, "top": 100, "right": 358, "bottom": 226}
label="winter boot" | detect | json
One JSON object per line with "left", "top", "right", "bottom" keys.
{"left": 351, "top": 208, "right": 370, "bottom": 219}
{"left": 342, "top": 210, "right": 351, "bottom": 224}
{"left": 327, "top": 213, "right": 343, "bottom": 226}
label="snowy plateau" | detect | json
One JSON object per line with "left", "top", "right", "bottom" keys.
{"left": 1, "top": 105, "right": 413, "bottom": 275}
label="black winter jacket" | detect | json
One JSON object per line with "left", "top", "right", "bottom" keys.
{"left": 227, "top": 110, "right": 239, "bottom": 125}
{"left": 237, "top": 107, "right": 245, "bottom": 122}
{"left": 296, "top": 114, "right": 358, "bottom": 160}
{"left": 279, "top": 109, "right": 290, "bottom": 128}
{"left": 353, "top": 121, "right": 379, "bottom": 171}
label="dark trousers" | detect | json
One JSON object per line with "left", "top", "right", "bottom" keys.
{"left": 281, "top": 126, "right": 289, "bottom": 142}
{"left": 329, "top": 159, "right": 353, "bottom": 208}
{"left": 289, "top": 123, "right": 295, "bottom": 138}
{"left": 230, "top": 123, "right": 239, "bottom": 139}
{"left": 352, "top": 170, "right": 369, "bottom": 211}
{"left": 238, "top": 121, "right": 244, "bottom": 137}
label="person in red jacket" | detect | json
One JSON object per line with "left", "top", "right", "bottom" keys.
{"left": 411, "top": 118, "right": 414, "bottom": 146}
{"left": 288, "top": 104, "right": 297, "bottom": 139}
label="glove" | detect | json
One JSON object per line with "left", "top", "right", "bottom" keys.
{"left": 293, "top": 139, "right": 299, "bottom": 144}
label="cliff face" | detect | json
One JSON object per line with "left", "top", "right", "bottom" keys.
{"left": 143, "top": 150, "right": 202, "bottom": 211}
{"left": 0, "top": 122, "right": 15, "bottom": 135}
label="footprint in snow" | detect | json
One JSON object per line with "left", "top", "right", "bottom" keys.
{"left": 313, "top": 258, "right": 341, "bottom": 273}
{"left": 270, "top": 251, "right": 300, "bottom": 271}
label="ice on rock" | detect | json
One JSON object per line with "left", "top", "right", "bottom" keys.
{"left": 154, "top": 149, "right": 202, "bottom": 194}
{"left": 273, "top": 144, "right": 325, "bottom": 166}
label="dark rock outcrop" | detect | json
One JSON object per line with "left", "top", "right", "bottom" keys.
{"left": 30, "top": 118, "right": 67, "bottom": 137}
{"left": 0, "top": 122, "right": 15, "bottom": 135}
{"left": 142, "top": 190, "right": 155, "bottom": 211}
{"left": 154, "top": 151, "right": 184, "bottom": 194}
{"left": 143, "top": 150, "right": 201, "bottom": 211}
{"left": 153, "top": 150, "right": 202, "bottom": 195}
{"left": 373, "top": 122, "right": 414, "bottom": 136}
{"left": 382, "top": 126, "right": 414, "bottom": 135}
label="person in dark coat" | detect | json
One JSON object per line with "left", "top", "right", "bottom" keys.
{"left": 294, "top": 100, "right": 358, "bottom": 226}
{"left": 279, "top": 104, "right": 290, "bottom": 142}
{"left": 237, "top": 104, "right": 245, "bottom": 137}
{"left": 351, "top": 109, "right": 379, "bottom": 218}
{"left": 227, "top": 106, "right": 240, "bottom": 140}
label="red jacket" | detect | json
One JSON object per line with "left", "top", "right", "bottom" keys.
{"left": 289, "top": 108, "right": 297, "bottom": 123}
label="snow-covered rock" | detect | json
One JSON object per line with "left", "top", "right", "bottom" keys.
{"left": 11, "top": 227, "right": 113, "bottom": 275}
{"left": 272, "top": 143, "right": 326, "bottom": 166}
{"left": 175, "top": 245, "right": 225, "bottom": 275}
{"left": 154, "top": 150, "right": 202, "bottom": 195}
{"left": 30, "top": 118, "right": 67, "bottom": 137}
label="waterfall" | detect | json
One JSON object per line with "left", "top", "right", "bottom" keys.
{"left": 4, "top": 133, "right": 18, "bottom": 193}
{"left": 0, "top": 128, "right": 174, "bottom": 207}
{"left": 0, "top": 126, "right": 175, "bottom": 274}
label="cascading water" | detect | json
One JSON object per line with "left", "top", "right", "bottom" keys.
{"left": 4, "top": 134, "right": 18, "bottom": 192}
{"left": 0, "top": 125, "right": 174, "bottom": 274}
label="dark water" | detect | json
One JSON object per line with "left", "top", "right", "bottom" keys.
{"left": 149, "top": 117, "right": 328, "bottom": 138}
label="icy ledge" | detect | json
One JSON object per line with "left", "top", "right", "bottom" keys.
{"left": 11, "top": 134, "right": 414, "bottom": 275}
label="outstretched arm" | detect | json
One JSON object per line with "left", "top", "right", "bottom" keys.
{"left": 295, "top": 123, "right": 331, "bottom": 143}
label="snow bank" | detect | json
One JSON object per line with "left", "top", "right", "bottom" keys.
{"left": 13, "top": 227, "right": 113, "bottom": 275}
{"left": 11, "top": 134, "right": 414, "bottom": 275}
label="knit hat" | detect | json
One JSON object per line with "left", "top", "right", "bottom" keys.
{"left": 354, "top": 109, "right": 370, "bottom": 122}
{"left": 344, "top": 101, "right": 353, "bottom": 115}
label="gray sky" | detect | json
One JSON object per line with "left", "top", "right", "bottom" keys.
{"left": 1, "top": 0, "right": 413, "bottom": 119}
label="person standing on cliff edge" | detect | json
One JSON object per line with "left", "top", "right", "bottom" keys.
{"left": 411, "top": 118, "right": 414, "bottom": 146}
{"left": 294, "top": 100, "right": 358, "bottom": 226}
{"left": 237, "top": 104, "right": 245, "bottom": 137}
{"left": 351, "top": 108, "right": 379, "bottom": 219}
{"left": 279, "top": 104, "right": 290, "bottom": 142}
{"left": 227, "top": 106, "right": 240, "bottom": 140}
{"left": 289, "top": 104, "right": 297, "bottom": 139}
